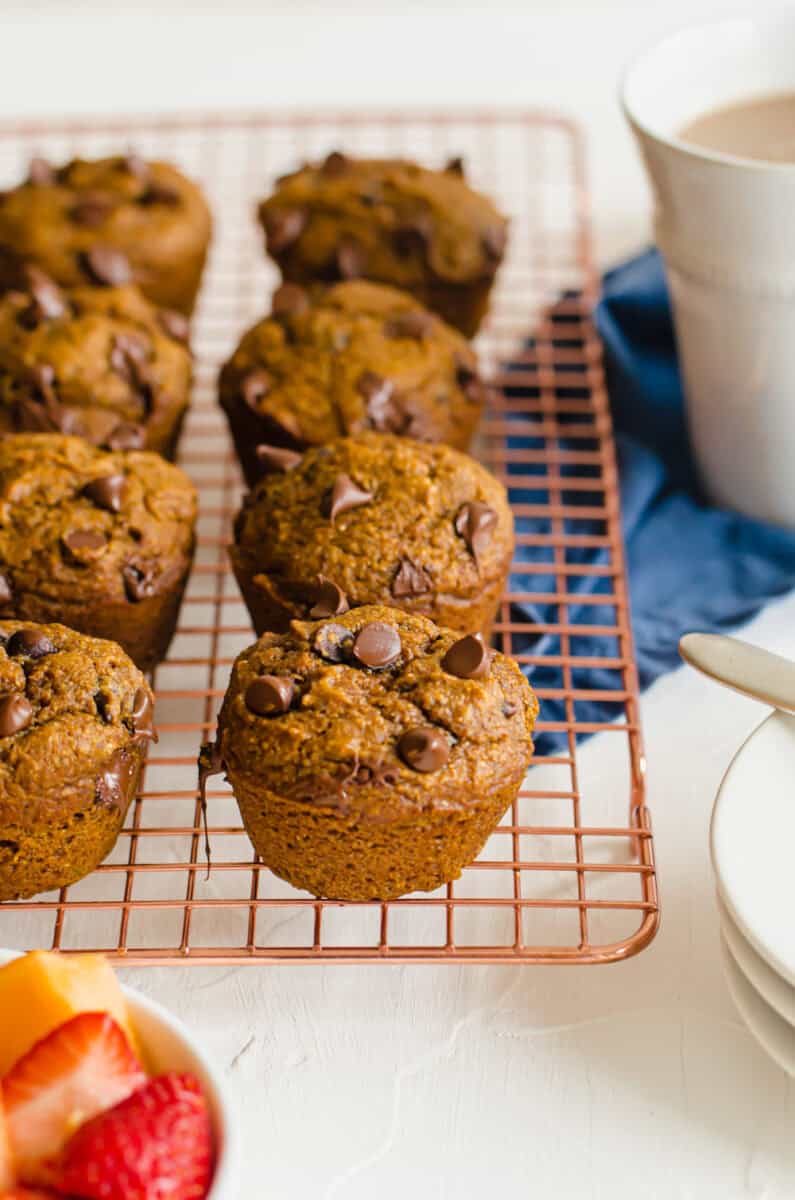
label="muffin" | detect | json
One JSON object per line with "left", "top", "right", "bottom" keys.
{"left": 0, "top": 434, "right": 197, "bottom": 671}
{"left": 0, "top": 272, "right": 192, "bottom": 459}
{"left": 219, "top": 279, "right": 486, "bottom": 486}
{"left": 258, "top": 154, "right": 508, "bottom": 336}
{"left": 231, "top": 432, "right": 513, "bottom": 640}
{"left": 0, "top": 620, "right": 154, "bottom": 901}
{"left": 203, "top": 605, "right": 537, "bottom": 900}
{"left": 0, "top": 154, "right": 212, "bottom": 315}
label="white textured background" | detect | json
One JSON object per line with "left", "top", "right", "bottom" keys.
{"left": 4, "top": 3, "right": 795, "bottom": 1196}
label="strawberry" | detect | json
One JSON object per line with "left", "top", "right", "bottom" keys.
{"left": 56, "top": 1072, "right": 214, "bottom": 1200}
{"left": 3, "top": 1012, "right": 146, "bottom": 1186}
{"left": 0, "top": 1089, "right": 15, "bottom": 1192}
{"left": 0, "top": 1189, "right": 60, "bottom": 1199}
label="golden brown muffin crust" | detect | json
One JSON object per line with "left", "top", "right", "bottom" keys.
{"left": 0, "top": 278, "right": 191, "bottom": 457}
{"left": 216, "top": 605, "right": 537, "bottom": 825}
{"left": 219, "top": 280, "right": 485, "bottom": 482}
{"left": 0, "top": 155, "right": 212, "bottom": 314}
{"left": 0, "top": 433, "right": 196, "bottom": 608}
{"left": 231, "top": 432, "right": 514, "bottom": 635}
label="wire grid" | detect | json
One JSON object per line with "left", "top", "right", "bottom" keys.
{"left": 0, "top": 109, "right": 657, "bottom": 965}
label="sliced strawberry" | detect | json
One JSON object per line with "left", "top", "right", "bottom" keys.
{"left": 0, "top": 1088, "right": 15, "bottom": 1191}
{"left": 0, "top": 1189, "right": 60, "bottom": 1199}
{"left": 3, "top": 1012, "right": 146, "bottom": 1186}
{"left": 56, "top": 1072, "right": 214, "bottom": 1200}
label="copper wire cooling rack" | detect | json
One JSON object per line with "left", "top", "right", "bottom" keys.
{"left": 0, "top": 109, "right": 658, "bottom": 965}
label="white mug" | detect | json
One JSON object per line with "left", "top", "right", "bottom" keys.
{"left": 622, "top": 13, "right": 795, "bottom": 528}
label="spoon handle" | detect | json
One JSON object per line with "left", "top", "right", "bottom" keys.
{"left": 679, "top": 633, "right": 795, "bottom": 714}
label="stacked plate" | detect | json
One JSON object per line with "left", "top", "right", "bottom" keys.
{"left": 711, "top": 708, "right": 795, "bottom": 1075}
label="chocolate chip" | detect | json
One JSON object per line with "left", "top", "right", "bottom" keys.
{"left": 357, "top": 371, "right": 403, "bottom": 434}
{"left": 323, "top": 473, "right": 373, "bottom": 523}
{"left": 130, "top": 686, "right": 156, "bottom": 740}
{"left": 393, "top": 215, "right": 433, "bottom": 258}
{"left": 62, "top": 529, "right": 107, "bottom": 560}
{"left": 94, "top": 691, "right": 112, "bottom": 723}
{"left": 123, "top": 562, "right": 156, "bottom": 602}
{"left": 241, "top": 369, "right": 272, "bottom": 412}
{"left": 138, "top": 183, "right": 180, "bottom": 207}
{"left": 352, "top": 762, "right": 397, "bottom": 787}
{"left": 0, "top": 694, "right": 33, "bottom": 738}
{"left": 445, "top": 156, "right": 466, "bottom": 177}
{"left": 454, "top": 355, "right": 483, "bottom": 403}
{"left": 245, "top": 675, "right": 295, "bottom": 716}
{"left": 70, "top": 191, "right": 113, "bottom": 228}
{"left": 80, "top": 245, "right": 132, "bottom": 287}
{"left": 104, "top": 422, "right": 145, "bottom": 452}
{"left": 158, "top": 308, "right": 190, "bottom": 344}
{"left": 6, "top": 629, "right": 56, "bottom": 659}
{"left": 351, "top": 622, "right": 401, "bottom": 670}
{"left": 0, "top": 573, "right": 12, "bottom": 605}
{"left": 15, "top": 364, "right": 61, "bottom": 433}
{"left": 265, "top": 207, "right": 308, "bottom": 253}
{"left": 398, "top": 725, "right": 449, "bottom": 773}
{"left": 110, "top": 332, "right": 148, "bottom": 372}
{"left": 335, "top": 236, "right": 366, "bottom": 280}
{"left": 442, "top": 633, "right": 492, "bottom": 680}
{"left": 309, "top": 575, "right": 349, "bottom": 619}
{"left": 454, "top": 501, "right": 497, "bottom": 567}
{"left": 272, "top": 283, "right": 309, "bottom": 318}
{"left": 27, "top": 156, "right": 54, "bottom": 186}
{"left": 314, "top": 622, "right": 354, "bottom": 663}
{"left": 95, "top": 748, "right": 136, "bottom": 808}
{"left": 18, "top": 266, "right": 66, "bottom": 326}
{"left": 482, "top": 225, "right": 507, "bottom": 262}
{"left": 121, "top": 153, "right": 148, "bottom": 180}
{"left": 391, "top": 557, "right": 431, "bottom": 598}
{"left": 82, "top": 474, "right": 127, "bottom": 514}
{"left": 320, "top": 151, "right": 349, "bottom": 177}
{"left": 502, "top": 700, "right": 518, "bottom": 718}
{"left": 255, "top": 443, "right": 302, "bottom": 473}
{"left": 384, "top": 310, "right": 435, "bottom": 341}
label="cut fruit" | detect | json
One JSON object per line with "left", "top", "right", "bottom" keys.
{"left": 3, "top": 1012, "right": 146, "bottom": 1186}
{"left": 0, "top": 1090, "right": 15, "bottom": 1191}
{"left": 0, "top": 952, "right": 137, "bottom": 1077}
{"left": 56, "top": 1072, "right": 214, "bottom": 1200}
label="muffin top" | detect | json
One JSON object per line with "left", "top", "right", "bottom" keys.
{"left": 0, "top": 155, "right": 211, "bottom": 293}
{"left": 0, "top": 434, "right": 196, "bottom": 607}
{"left": 219, "top": 279, "right": 485, "bottom": 449}
{"left": 215, "top": 605, "right": 537, "bottom": 822}
{"left": 232, "top": 432, "right": 514, "bottom": 614}
{"left": 258, "top": 153, "right": 508, "bottom": 288}
{"left": 0, "top": 273, "right": 191, "bottom": 449}
{"left": 0, "top": 619, "right": 153, "bottom": 825}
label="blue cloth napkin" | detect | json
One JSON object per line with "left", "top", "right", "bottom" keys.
{"left": 515, "top": 248, "right": 795, "bottom": 755}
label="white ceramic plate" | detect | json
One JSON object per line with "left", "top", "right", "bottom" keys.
{"left": 721, "top": 935, "right": 795, "bottom": 1077}
{"left": 711, "top": 709, "right": 795, "bottom": 989}
{"left": 0, "top": 951, "right": 239, "bottom": 1199}
{"left": 717, "top": 894, "right": 795, "bottom": 1029}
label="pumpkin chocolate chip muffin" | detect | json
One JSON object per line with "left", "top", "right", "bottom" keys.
{"left": 258, "top": 153, "right": 508, "bottom": 336}
{"left": 0, "top": 271, "right": 192, "bottom": 459}
{"left": 0, "top": 619, "right": 154, "bottom": 901}
{"left": 0, "top": 154, "right": 212, "bottom": 315}
{"left": 230, "top": 432, "right": 514, "bottom": 639}
{"left": 0, "top": 434, "right": 197, "bottom": 670}
{"left": 219, "top": 279, "right": 486, "bottom": 487}
{"left": 202, "top": 605, "right": 537, "bottom": 900}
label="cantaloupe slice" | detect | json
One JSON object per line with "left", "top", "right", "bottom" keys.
{"left": 0, "top": 952, "right": 136, "bottom": 1077}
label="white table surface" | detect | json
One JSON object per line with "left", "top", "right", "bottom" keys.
{"left": 4, "top": 2, "right": 795, "bottom": 1196}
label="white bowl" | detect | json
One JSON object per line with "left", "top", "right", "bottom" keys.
{"left": 711, "top": 709, "right": 795, "bottom": 988}
{"left": 0, "top": 951, "right": 240, "bottom": 1199}
{"left": 720, "top": 935, "right": 795, "bottom": 1077}
{"left": 717, "top": 894, "right": 795, "bottom": 1029}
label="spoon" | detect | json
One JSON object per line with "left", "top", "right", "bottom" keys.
{"left": 679, "top": 632, "right": 795, "bottom": 714}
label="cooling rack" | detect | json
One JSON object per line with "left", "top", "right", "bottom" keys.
{"left": 0, "top": 109, "right": 658, "bottom": 965}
